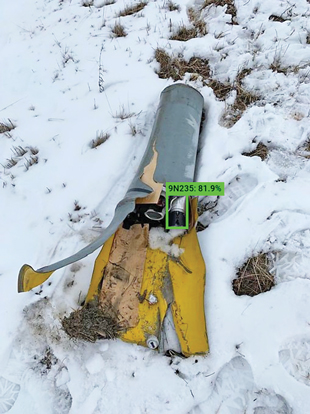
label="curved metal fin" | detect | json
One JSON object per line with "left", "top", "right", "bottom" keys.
{"left": 18, "top": 264, "right": 54, "bottom": 292}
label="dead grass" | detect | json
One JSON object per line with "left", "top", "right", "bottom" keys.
{"left": 2, "top": 145, "right": 40, "bottom": 170}
{"left": 170, "top": 7, "right": 207, "bottom": 40}
{"left": 187, "top": 7, "right": 207, "bottom": 34}
{"left": 201, "top": 0, "right": 237, "bottom": 24}
{"left": 268, "top": 14, "right": 288, "bottom": 22}
{"left": 62, "top": 302, "right": 125, "bottom": 342}
{"left": 270, "top": 56, "right": 289, "bottom": 74}
{"left": 170, "top": 25, "right": 197, "bottom": 41}
{"left": 307, "top": 32, "right": 310, "bottom": 44}
{"left": 0, "top": 119, "right": 15, "bottom": 134}
{"left": 113, "top": 105, "right": 136, "bottom": 120}
{"left": 234, "top": 86, "right": 259, "bottom": 110}
{"left": 24, "top": 155, "right": 39, "bottom": 171}
{"left": 118, "top": 2, "right": 147, "bottom": 17}
{"left": 304, "top": 140, "right": 310, "bottom": 153}
{"left": 296, "top": 139, "right": 310, "bottom": 159}
{"left": 235, "top": 68, "right": 252, "bottom": 84}
{"left": 243, "top": 142, "right": 269, "bottom": 160}
{"left": 221, "top": 96, "right": 259, "bottom": 128}
{"left": 11, "top": 145, "right": 27, "bottom": 157}
{"left": 111, "top": 22, "right": 127, "bottom": 37}
{"left": 219, "top": 67, "right": 259, "bottom": 128}
{"left": 166, "top": 0, "right": 180, "bottom": 11}
{"left": 90, "top": 131, "right": 110, "bottom": 148}
{"left": 233, "top": 253, "right": 275, "bottom": 296}
{"left": 27, "top": 146, "right": 39, "bottom": 155}
{"left": 154, "top": 49, "right": 259, "bottom": 127}
{"left": 208, "top": 79, "right": 232, "bottom": 100}
{"left": 81, "top": 0, "right": 94, "bottom": 6}
{"left": 220, "top": 85, "right": 259, "bottom": 128}
{"left": 269, "top": 54, "right": 300, "bottom": 75}
{"left": 155, "top": 48, "right": 210, "bottom": 81}
{"left": 4, "top": 157, "right": 18, "bottom": 169}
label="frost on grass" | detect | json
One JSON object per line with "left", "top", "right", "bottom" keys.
{"left": 149, "top": 227, "right": 185, "bottom": 257}
{"left": 233, "top": 253, "right": 275, "bottom": 296}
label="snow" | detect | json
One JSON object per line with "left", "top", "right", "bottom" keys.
{"left": 149, "top": 227, "right": 185, "bottom": 256}
{"left": 1, "top": 0, "right": 310, "bottom": 412}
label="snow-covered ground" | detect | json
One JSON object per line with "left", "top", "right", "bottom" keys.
{"left": 1, "top": 0, "right": 310, "bottom": 412}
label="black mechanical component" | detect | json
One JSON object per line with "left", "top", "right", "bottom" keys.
{"left": 168, "top": 196, "right": 187, "bottom": 227}
{"left": 123, "top": 196, "right": 166, "bottom": 229}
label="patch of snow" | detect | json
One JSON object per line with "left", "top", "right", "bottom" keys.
{"left": 148, "top": 228, "right": 185, "bottom": 257}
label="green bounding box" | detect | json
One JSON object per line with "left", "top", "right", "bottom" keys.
{"left": 166, "top": 182, "right": 225, "bottom": 196}
{"left": 166, "top": 196, "right": 189, "bottom": 230}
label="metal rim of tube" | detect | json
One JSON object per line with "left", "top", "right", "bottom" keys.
{"left": 144, "top": 209, "right": 165, "bottom": 221}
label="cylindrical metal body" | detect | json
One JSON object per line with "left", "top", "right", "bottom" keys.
{"left": 129, "top": 83, "right": 204, "bottom": 191}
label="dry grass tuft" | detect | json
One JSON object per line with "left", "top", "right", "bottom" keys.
{"left": 296, "top": 139, "right": 310, "bottom": 159}
{"left": 303, "top": 140, "right": 310, "bottom": 153}
{"left": 118, "top": 2, "right": 147, "bottom": 17}
{"left": 170, "top": 25, "right": 197, "bottom": 41}
{"left": 170, "top": 7, "right": 207, "bottom": 40}
{"left": 155, "top": 48, "right": 210, "bottom": 81}
{"left": 269, "top": 55, "right": 301, "bottom": 75}
{"left": 27, "top": 146, "right": 39, "bottom": 155}
{"left": 220, "top": 87, "right": 259, "bottom": 128}
{"left": 208, "top": 79, "right": 232, "bottom": 100}
{"left": 0, "top": 119, "right": 15, "bottom": 134}
{"left": 219, "top": 67, "right": 259, "bottom": 128}
{"left": 235, "top": 67, "right": 252, "bottom": 84}
{"left": 111, "top": 22, "right": 127, "bottom": 37}
{"left": 234, "top": 85, "right": 260, "bottom": 111}
{"left": 24, "top": 155, "right": 39, "bottom": 171}
{"left": 81, "top": 0, "right": 94, "bottom": 6}
{"left": 90, "top": 131, "right": 110, "bottom": 148}
{"left": 166, "top": 0, "right": 180, "bottom": 11}
{"left": 187, "top": 7, "right": 207, "bottom": 35}
{"left": 270, "top": 56, "right": 289, "bottom": 74}
{"left": 62, "top": 302, "right": 125, "bottom": 342}
{"left": 268, "top": 14, "right": 287, "bottom": 22}
{"left": 113, "top": 105, "right": 136, "bottom": 120}
{"left": 233, "top": 253, "right": 275, "bottom": 296}
{"left": 243, "top": 142, "right": 269, "bottom": 160}
{"left": 201, "top": 0, "right": 237, "bottom": 24}
{"left": 12, "top": 145, "right": 27, "bottom": 157}
{"left": 4, "top": 157, "right": 18, "bottom": 169}
{"left": 307, "top": 32, "right": 310, "bottom": 44}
